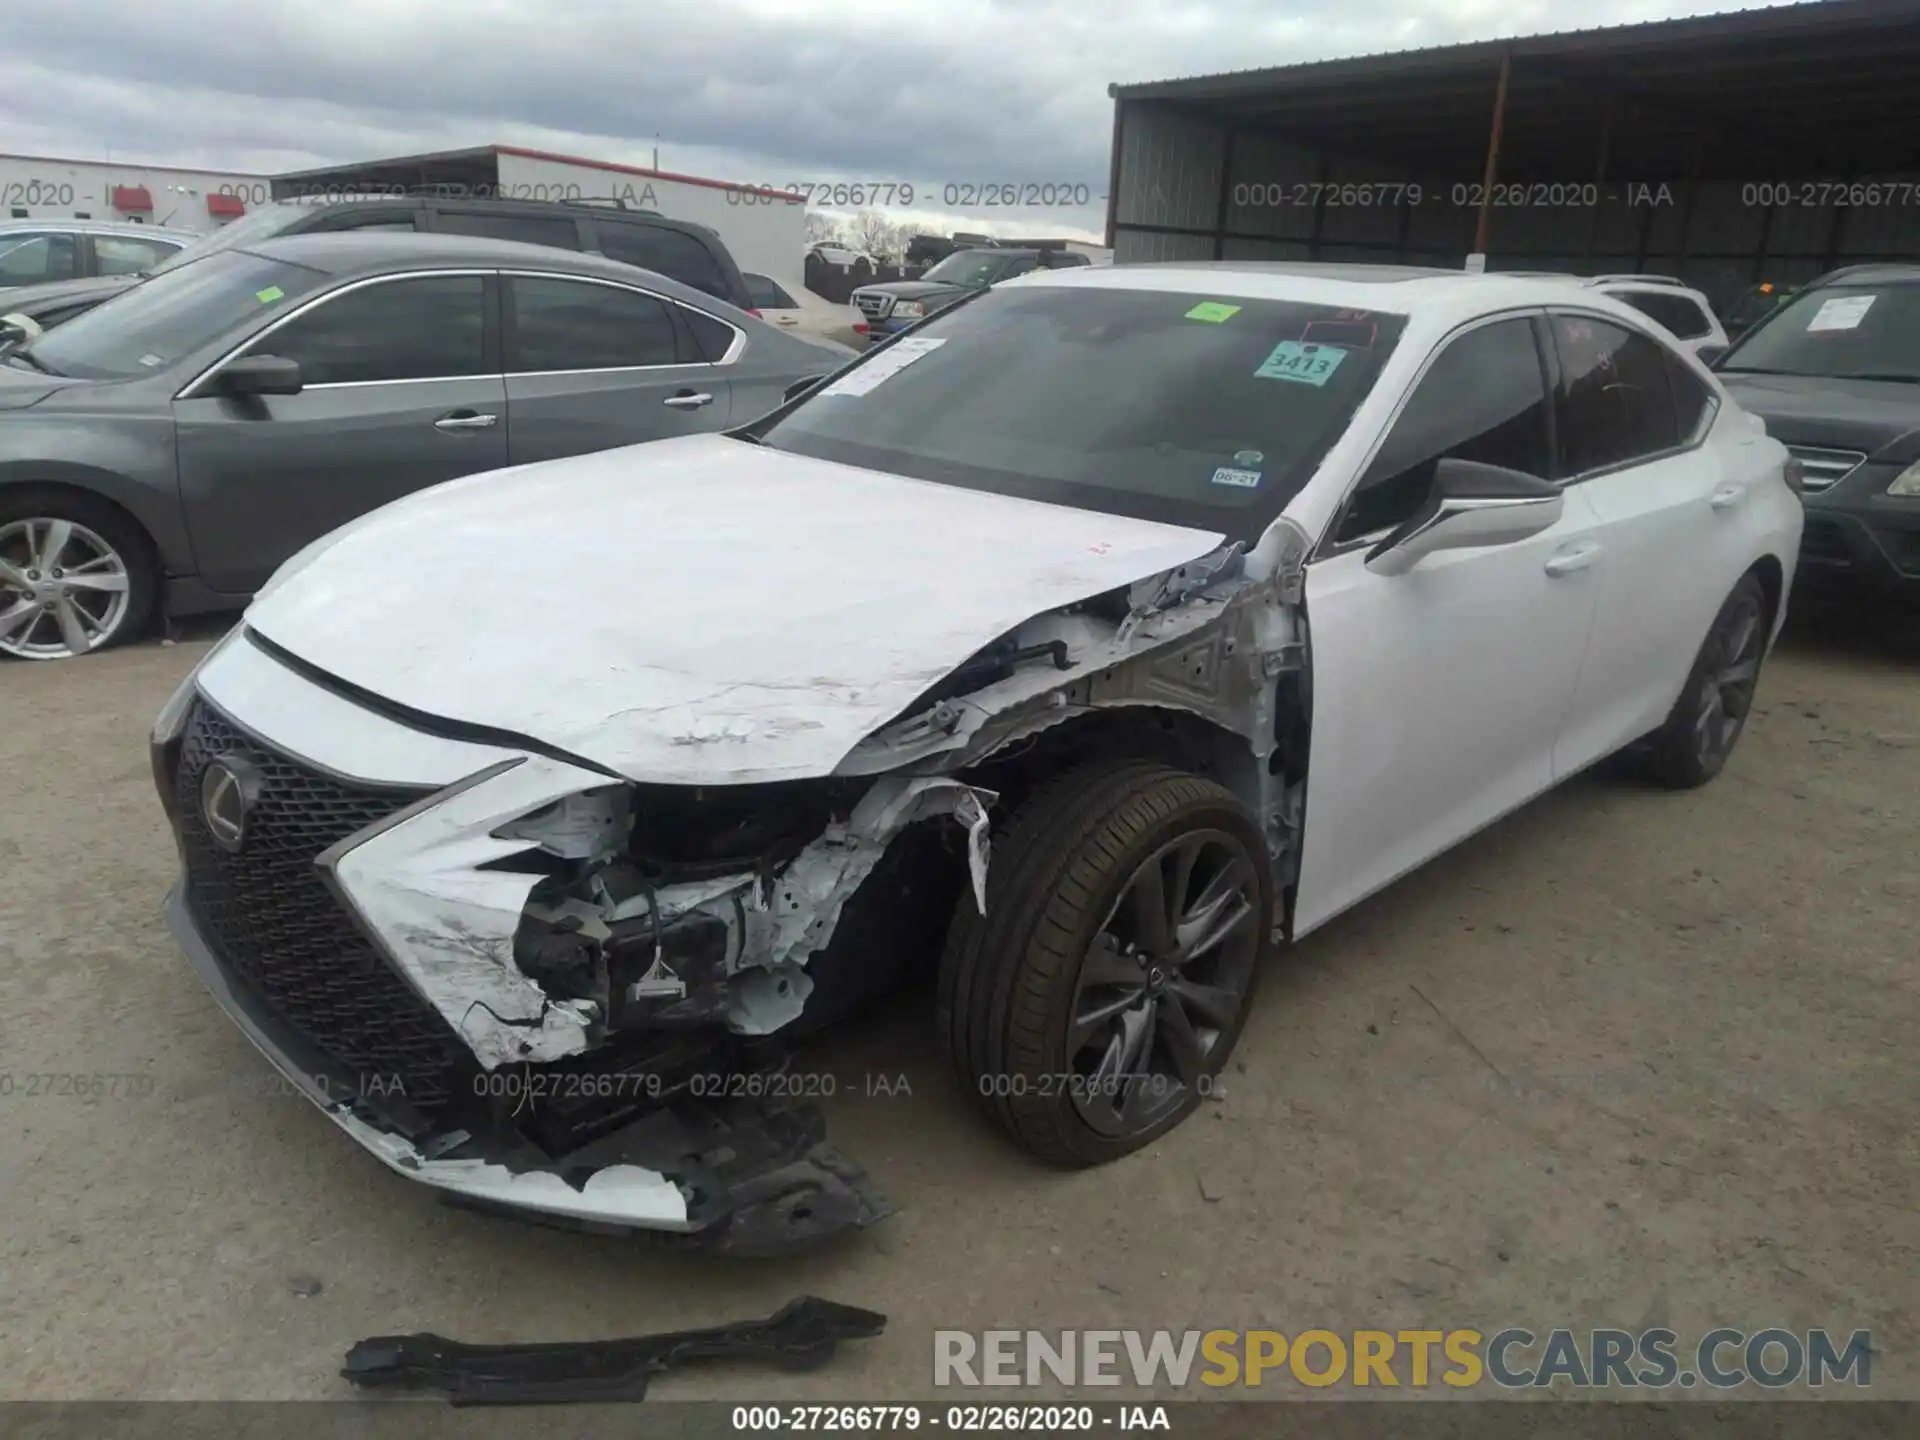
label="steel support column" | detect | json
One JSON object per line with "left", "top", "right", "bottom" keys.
{"left": 1473, "top": 49, "right": 1514, "bottom": 258}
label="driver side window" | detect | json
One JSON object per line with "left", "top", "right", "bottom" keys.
{"left": 252, "top": 275, "right": 489, "bottom": 386}
{"left": 1333, "top": 315, "right": 1551, "bottom": 545}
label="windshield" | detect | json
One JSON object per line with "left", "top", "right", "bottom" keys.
{"left": 921, "top": 251, "right": 1020, "bottom": 287}
{"left": 752, "top": 285, "right": 1408, "bottom": 537}
{"left": 23, "top": 250, "right": 327, "bottom": 380}
{"left": 1719, "top": 283, "right": 1920, "bottom": 381}
{"left": 149, "top": 202, "right": 316, "bottom": 275}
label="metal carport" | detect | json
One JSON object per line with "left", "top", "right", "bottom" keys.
{"left": 1104, "top": 0, "right": 1920, "bottom": 308}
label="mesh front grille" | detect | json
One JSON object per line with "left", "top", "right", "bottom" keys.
{"left": 175, "top": 701, "right": 472, "bottom": 1115}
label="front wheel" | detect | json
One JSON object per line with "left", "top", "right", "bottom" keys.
{"left": 937, "top": 761, "right": 1273, "bottom": 1167}
{"left": 0, "top": 492, "right": 155, "bottom": 659}
{"left": 1639, "top": 572, "right": 1770, "bottom": 788}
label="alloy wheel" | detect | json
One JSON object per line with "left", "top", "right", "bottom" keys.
{"left": 0, "top": 517, "right": 133, "bottom": 659}
{"left": 1694, "top": 591, "right": 1765, "bottom": 767}
{"left": 1067, "top": 829, "right": 1262, "bottom": 1139}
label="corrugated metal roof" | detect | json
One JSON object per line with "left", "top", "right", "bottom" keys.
{"left": 1107, "top": 0, "right": 1886, "bottom": 99}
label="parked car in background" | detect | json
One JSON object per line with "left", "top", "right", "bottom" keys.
{"left": 851, "top": 246, "right": 1091, "bottom": 343}
{"left": 744, "top": 271, "right": 858, "bottom": 348}
{"left": 0, "top": 219, "right": 187, "bottom": 290}
{"left": 902, "top": 232, "right": 1001, "bottom": 275}
{"left": 1516, "top": 272, "right": 1731, "bottom": 361}
{"left": 0, "top": 232, "right": 844, "bottom": 659}
{"left": 1716, "top": 263, "right": 1920, "bottom": 592}
{"left": 1723, "top": 281, "right": 1798, "bottom": 341}
{"left": 0, "top": 195, "right": 758, "bottom": 337}
{"left": 807, "top": 240, "right": 877, "bottom": 278}
{"left": 146, "top": 262, "right": 1799, "bottom": 1244}
{"left": 1582, "top": 276, "right": 1730, "bottom": 360}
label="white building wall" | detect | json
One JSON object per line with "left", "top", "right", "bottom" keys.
{"left": 0, "top": 153, "right": 269, "bottom": 233}
{"left": 493, "top": 151, "right": 808, "bottom": 292}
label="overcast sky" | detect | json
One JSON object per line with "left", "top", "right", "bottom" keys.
{"left": 1, "top": 0, "right": 1792, "bottom": 241}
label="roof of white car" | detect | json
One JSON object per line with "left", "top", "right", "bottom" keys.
{"left": 1011, "top": 260, "right": 1620, "bottom": 323}
{"left": 0, "top": 218, "right": 185, "bottom": 241}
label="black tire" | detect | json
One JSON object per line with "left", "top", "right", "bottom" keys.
{"left": 0, "top": 487, "right": 157, "bottom": 659}
{"left": 937, "top": 760, "right": 1273, "bottom": 1167}
{"left": 1639, "top": 572, "right": 1770, "bottom": 789}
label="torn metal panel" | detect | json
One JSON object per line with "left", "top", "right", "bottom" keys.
{"left": 836, "top": 580, "right": 1245, "bottom": 776}
{"left": 325, "top": 754, "right": 627, "bottom": 1069}
{"left": 761, "top": 776, "right": 998, "bottom": 966}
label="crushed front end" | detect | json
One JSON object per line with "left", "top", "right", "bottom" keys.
{"left": 147, "top": 630, "right": 988, "bottom": 1253}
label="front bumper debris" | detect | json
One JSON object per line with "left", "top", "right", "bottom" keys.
{"left": 342, "top": 1296, "right": 887, "bottom": 1405}
{"left": 169, "top": 883, "right": 893, "bottom": 1248}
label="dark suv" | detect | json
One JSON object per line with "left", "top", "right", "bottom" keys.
{"left": 851, "top": 247, "right": 1090, "bottom": 343}
{"left": 1716, "top": 263, "right": 1920, "bottom": 590}
{"left": 0, "top": 196, "right": 756, "bottom": 337}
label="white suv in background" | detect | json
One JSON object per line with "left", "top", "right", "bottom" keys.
{"left": 1578, "top": 275, "right": 1731, "bottom": 361}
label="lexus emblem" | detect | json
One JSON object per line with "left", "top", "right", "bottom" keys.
{"left": 199, "top": 755, "right": 260, "bottom": 854}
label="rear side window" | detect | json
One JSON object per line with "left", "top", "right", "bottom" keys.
{"left": 679, "top": 306, "right": 738, "bottom": 363}
{"left": 596, "top": 224, "right": 731, "bottom": 300}
{"left": 508, "top": 275, "right": 681, "bottom": 371}
{"left": 744, "top": 273, "right": 797, "bottom": 309}
{"left": 261, "top": 275, "right": 489, "bottom": 385}
{"left": 1666, "top": 352, "right": 1717, "bottom": 443}
{"left": 93, "top": 234, "right": 182, "bottom": 275}
{"left": 1549, "top": 315, "right": 1681, "bottom": 474}
{"left": 1612, "top": 288, "right": 1712, "bottom": 341}
{"left": 436, "top": 210, "right": 580, "bottom": 250}
{"left": 1335, "top": 316, "right": 1551, "bottom": 544}
{"left": 0, "top": 233, "right": 78, "bottom": 285}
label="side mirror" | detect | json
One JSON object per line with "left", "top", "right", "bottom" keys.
{"left": 0, "top": 311, "right": 43, "bottom": 344}
{"left": 784, "top": 374, "right": 825, "bottom": 404}
{"left": 1696, "top": 343, "right": 1728, "bottom": 367}
{"left": 1365, "top": 458, "right": 1564, "bottom": 577}
{"left": 218, "top": 353, "right": 303, "bottom": 397}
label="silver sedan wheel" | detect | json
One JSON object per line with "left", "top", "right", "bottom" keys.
{"left": 0, "top": 517, "right": 133, "bottom": 659}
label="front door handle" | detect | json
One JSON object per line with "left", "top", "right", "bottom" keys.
{"left": 1544, "top": 540, "right": 1603, "bottom": 576}
{"left": 434, "top": 410, "right": 498, "bottom": 432}
{"left": 663, "top": 391, "right": 714, "bottom": 411}
{"left": 1710, "top": 483, "right": 1748, "bottom": 511}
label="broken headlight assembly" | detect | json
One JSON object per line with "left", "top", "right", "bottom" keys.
{"left": 497, "top": 773, "right": 989, "bottom": 1061}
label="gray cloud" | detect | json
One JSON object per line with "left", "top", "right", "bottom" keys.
{"left": 0, "top": 0, "right": 1779, "bottom": 237}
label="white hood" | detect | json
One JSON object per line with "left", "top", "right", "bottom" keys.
{"left": 246, "top": 433, "right": 1225, "bottom": 784}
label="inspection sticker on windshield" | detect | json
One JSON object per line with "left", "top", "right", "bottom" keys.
{"left": 1185, "top": 301, "right": 1242, "bottom": 323}
{"left": 255, "top": 286, "right": 285, "bottom": 304}
{"left": 1806, "top": 295, "right": 1875, "bottom": 332}
{"left": 1256, "top": 340, "right": 1346, "bottom": 385}
{"left": 818, "top": 336, "right": 947, "bottom": 397}
{"left": 1210, "top": 466, "right": 1263, "bottom": 488}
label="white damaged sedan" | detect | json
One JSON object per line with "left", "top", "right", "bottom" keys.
{"left": 153, "top": 262, "right": 1803, "bottom": 1252}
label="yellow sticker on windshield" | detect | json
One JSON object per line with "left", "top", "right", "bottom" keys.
{"left": 1185, "top": 301, "right": 1241, "bottom": 323}
{"left": 256, "top": 286, "right": 284, "bottom": 304}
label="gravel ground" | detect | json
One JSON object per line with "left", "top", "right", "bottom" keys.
{"left": 0, "top": 590, "right": 1914, "bottom": 1401}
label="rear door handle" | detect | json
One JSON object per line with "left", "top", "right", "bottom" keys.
{"left": 663, "top": 391, "right": 713, "bottom": 410}
{"left": 1544, "top": 540, "right": 1603, "bottom": 576}
{"left": 1710, "top": 483, "right": 1748, "bottom": 511}
{"left": 434, "top": 410, "right": 497, "bottom": 432}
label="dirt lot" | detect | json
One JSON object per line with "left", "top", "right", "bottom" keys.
{"left": 0, "top": 594, "right": 1914, "bottom": 1401}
